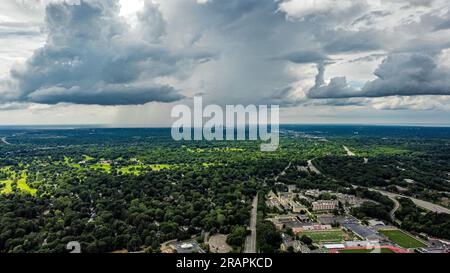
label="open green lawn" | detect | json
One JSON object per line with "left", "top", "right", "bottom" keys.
{"left": 64, "top": 156, "right": 176, "bottom": 175}
{"left": 83, "top": 155, "right": 95, "bottom": 161}
{"left": 64, "top": 156, "right": 81, "bottom": 169}
{"left": 357, "top": 146, "right": 409, "bottom": 157}
{"left": 300, "top": 229, "right": 346, "bottom": 243}
{"left": 149, "top": 164, "right": 172, "bottom": 171}
{"left": 90, "top": 163, "right": 112, "bottom": 173}
{"left": 16, "top": 172, "right": 37, "bottom": 196}
{"left": 119, "top": 165, "right": 144, "bottom": 175}
{"left": 379, "top": 229, "right": 426, "bottom": 248}
{"left": 338, "top": 248, "right": 395, "bottom": 253}
{"left": 0, "top": 169, "right": 37, "bottom": 196}
{"left": 201, "top": 162, "right": 224, "bottom": 168}
{"left": 0, "top": 179, "right": 13, "bottom": 194}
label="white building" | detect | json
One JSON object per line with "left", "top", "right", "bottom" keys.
{"left": 312, "top": 200, "right": 338, "bottom": 212}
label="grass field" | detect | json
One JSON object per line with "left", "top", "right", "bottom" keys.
{"left": 1, "top": 168, "right": 37, "bottom": 196}
{"left": 63, "top": 156, "right": 81, "bottom": 169}
{"left": 118, "top": 165, "right": 143, "bottom": 175}
{"left": 90, "top": 163, "right": 112, "bottom": 173}
{"left": 357, "top": 146, "right": 409, "bottom": 157}
{"left": 300, "top": 229, "right": 346, "bottom": 243}
{"left": 0, "top": 179, "right": 13, "bottom": 194}
{"left": 201, "top": 163, "right": 223, "bottom": 168}
{"left": 338, "top": 248, "right": 395, "bottom": 253}
{"left": 149, "top": 164, "right": 172, "bottom": 171}
{"left": 0, "top": 166, "right": 14, "bottom": 195}
{"left": 63, "top": 156, "right": 175, "bottom": 175}
{"left": 83, "top": 155, "right": 95, "bottom": 161}
{"left": 379, "top": 229, "right": 426, "bottom": 248}
{"left": 16, "top": 172, "right": 37, "bottom": 196}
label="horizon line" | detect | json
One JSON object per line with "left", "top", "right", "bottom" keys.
{"left": 0, "top": 122, "right": 450, "bottom": 129}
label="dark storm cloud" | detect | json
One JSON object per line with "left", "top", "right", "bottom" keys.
{"left": 1, "top": 0, "right": 450, "bottom": 109}
{"left": 362, "top": 53, "right": 450, "bottom": 97}
{"left": 404, "top": 0, "right": 436, "bottom": 7}
{"left": 435, "top": 20, "right": 450, "bottom": 31}
{"left": 200, "top": 0, "right": 279, "bottom": 24}
{"left": 304, "top": 98, "right": 368, "bottom": 107}
{"left": 27, "top": 84, "right": 182, "bottom": 105}
{"left": 190, "top": 0, "right": 450, "bottom": 104}
{"left": 260, "top": 86, "right": 305, "bottom": 107}
{"left": 433, "top": 11, "right": 450, "bottom": 31}
{"left": 349, "top": 53, "right": 386, "bottom": 63}
{"left": 276, "top": 50, "right": 331, "bottom": 64}
{"left": 294, "top": 0, "right": 450, "bottom": 102}
{"left": 1, "top": 0, "right": 214, "bottom": 106}
{"left": 155, "top": 0, "right": 296, "bottom": 105}
{"left": 307, "top": 52, "right": 450, "bottom": 99}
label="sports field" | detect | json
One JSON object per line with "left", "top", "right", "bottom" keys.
{"left": 300, "top": 229, "right": 345, "bottom": 243}
{"left": 379, "top": 229, "right": 426, "bottom": 248}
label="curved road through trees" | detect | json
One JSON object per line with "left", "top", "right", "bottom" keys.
{"left": 372, "top": 189, "right": 450, "bottom": 215}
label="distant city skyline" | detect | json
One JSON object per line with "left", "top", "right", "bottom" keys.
{"left": 1, "top": 0, "right": 450, "bottom": 126}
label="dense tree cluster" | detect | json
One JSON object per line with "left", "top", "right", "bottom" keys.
{"left": 396, "top": 198, "right": 450, "bottom": 240}
{"left": 256, "top": 192, "right": 281, "bottom": 253}
{"left": 351, "top": 202, "right": 392, "bottom": 223}
{"left": 0, "top": 166, "right": 256, "bottom": 253}
{"left": 0, "top": 126, "right": 449, "bottom": 253}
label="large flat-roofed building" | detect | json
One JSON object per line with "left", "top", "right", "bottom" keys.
{"left": 305, "top": 189, "right": 321, "bottom": 198}
{"left": 269, "top": 214, "right": 313, "bottom": 230}
{"left": 324, "top": 243, "right": 345, "bottom": 249}
{"left": 292, "top": 224, "right": 332, "bottom": 234}
{"left": 312, "top": 200, "right": 338, "bottom": 212}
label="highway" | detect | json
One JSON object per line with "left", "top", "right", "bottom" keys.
{"left": 244, "top": 194, "right": 258, "bottom": 253}
{"left": 1, "top": 137, "right": 11, "bottom": 145}
{"left": 368, "top": 188, "right": 400, "bottom": 222}
{"left": 373, "top": 188, "right": 450, "bottom": 215}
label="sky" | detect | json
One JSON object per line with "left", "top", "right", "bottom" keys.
{"left": 0, "top": 0, "right": 450, "bottom": 126}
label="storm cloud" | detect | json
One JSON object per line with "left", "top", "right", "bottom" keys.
{"left": 0, "top": 0, "right": 214, "bottom": 105}
{"left": 307, "top": 52, "right": 450, "bottom": 99}
{"left": 1, "top": 0, "right": 450, "bottom": 111}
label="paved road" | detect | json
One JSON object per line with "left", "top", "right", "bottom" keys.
{"left": 1, "top": 137, "right": 11, "bottom": 145}
{"left": 307, "top": 159, "right": 321, "bottom": 174}
{"left": 274, "top": 162, "right": 291, "bottom": 181}
{"left": 389, "top": 197, "right": 401, "bottom": 224}
{"left": 373, "top": 189, "right": 450, "bottom": 215}
{"left": 369, "top": 188, "right": 400, "bottom": 222}
{"left": 244, "top": 194, "right": 258, "bottom": 253}
{"left": 343, "top": 145, "right": 356, "bottom": 156}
